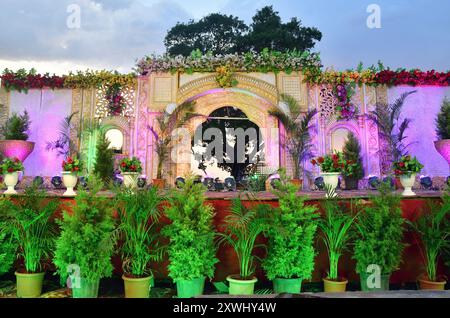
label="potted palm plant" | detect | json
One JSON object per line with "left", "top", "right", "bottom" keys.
{"left": 311, "top": 152, "right": 345, "bottom": 195}
{"left": 353, "top": 182, "right": 405, "bottom": 291}
{"left": 263, "top": 169, "right": 319, "bottom": 294}
{"left": 4, "top": 185, "right": 58, "bottom": 298}
{"left": 319, "top": 199, "right": 356, "bottom": 292}
{"left": 407, "top": 193, "right": 450, "bottom": 290}
{"left": 162, "top": 175, "right": 218, "bottom": 298}
{"left": 219, "top": 196, "right": 271, "bottom": 295}
{"left": 393, "top": 155, "right": 424, "bottom": 196}
{"left": 342, "top": 132, "right": 364, "bottom": 190}
{"left": 1, "top": 157, "right": 24, "bottom": 195}
{"left": 434, "top": 98, "right": 450, "bottom": 164}
{"left": 61, "top": 156, "right": 83, "bottom": 197}
{"left": 115, "top": 187, "right": 165, "bottom": 298}
{"left": 149, "top": 101, "right": 197, "bottom": 189}
{"left": 0, "top": 110, "right": 35, "bottom": 162}
{"left": 53, "top": 175, "right": 116, "bottom": 298}
{"left": 119, "top": 157, "right": 143, "bottom": 189}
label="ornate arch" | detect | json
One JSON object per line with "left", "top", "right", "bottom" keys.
{"left": 99, "top": 116, "right": 134, "bottom": 156}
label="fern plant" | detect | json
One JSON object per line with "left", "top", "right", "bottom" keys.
{"left": 0, "top": 198, "right": 17, "bottom": 275}
{"left": 53, "top": 175, "right": 116, "bottom": 284}
{"left": 367, "top": 91, "right": 416, "bottom": 164}
{"left": 263, "top": 169, "right": 319, "bottom": 280}
{"left": 319, "top": 200, "right": 356, "bottom": 280}
{"left": 5, "top": 185, "right": 59, "bottom": 273}
{"left": 353, "top": 182, "right": 405, "bottom": 275}
{"left": 269, "top": 94, "right": 317, "bottom": 180}
{"left": 115, "top": 187, "right": 165, "bottom": 278}
{"left": 436, "top": 98, "right": 450, "bottom": 140}
{"left": 162, "top": 175, "right": 218, "bottom": 282}
{"left": 406, "top": 193, "right": 450, "bottom": 282}
{"left": 218, "top": 195, "right": 271, "bottom": 279}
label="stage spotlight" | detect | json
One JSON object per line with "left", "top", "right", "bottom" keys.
{"left": 203, "top": 177, "right": 215, "bottom": 191}
{"left": 368, "top": 176, "right": 380, "bottom": 189}
{"left": 51, "top": 176, "right": 63, "bottom": 188}
{"left": 314, "top": 177, "right": 325, "bottom": 190}
{"left": 175, "top": 177, "right": 185, "bottom": 188}
{"left": 224, "top": 177, "right": 236, "bottom": 192}
{"left": 33, "top": 176, "right": 44, "bottom": 187}
{"left": 420, "top": 176, "right": 432, "bottom": 190}
{"left": 137, "top": 177, "right": 147, "bottom": 188}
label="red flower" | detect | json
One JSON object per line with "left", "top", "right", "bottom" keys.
{"left": 311, "top": 159, "right": 317, "bottom": 165}
{"left": 74, "top": 166, "right": 79, "bottom": 171}
{"left": 333, "top": 163, "right": 339, "bottom": 169}
{"left": 318, "top": 157, "right": 325, "bottom": 164}
{"left": 67, "top": 157, "right": 74, "bottom": 164}
{"left": 7, "top": 168, "right": 14, "bottom": 173}
{"left": 121, "top": 162, "right": 127, "bottom": 167}
{"left": 399, "top": 162, "right": 405, "bottom": 168}
{"left": 332, "top": 154, "right": 338, "bottom": 161}
{"left": 14, "top": 158, "right": 19, "bottom": 163}
{"left": 131, "top": 165, "right": 136, "bottom": 171}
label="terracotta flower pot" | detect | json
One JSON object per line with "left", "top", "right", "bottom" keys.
{"left": 323, "top": 277, "right": 348, "bottom": 293}
{"left": 399, "top": 173, "right": 416, "bottom": 196}
{"left": 418, "top": 276, "right": 447, "bottom": 291}
{"left": 152, "top": 178, "right": 165, "bottom": 190}
{"left": 434, "top": 139, "right": 450, "bottom": 164}
{"left": 0, "top": 140, "right": 35, "bottom": 162}
{"left": 62, "top": 171, "right": 78, "bottom": 197}
{"left": 4, "top": 171, "right": 19, "bottom": 195}
{"left": 122, "top": 172, "right": 139, "bottom": 188}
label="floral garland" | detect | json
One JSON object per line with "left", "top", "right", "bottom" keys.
{"left": 333, "top": 83, "right": 358, "bottom": 121}
{"left": 136, "top": 48, "right": 322, "bottom": 75}
{"left": 1, "top": 69, "right": 137, "bottom": 93}
{"left": 215, "top": 66, "right": 238, "bottom": 88}
{"left": 105, "top": 83, "right": 127, "bottom": 116}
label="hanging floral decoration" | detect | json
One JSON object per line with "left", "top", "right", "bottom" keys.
{"left": 333, "top": 83, "right": 358, "bottom": 121}
{"left": 215, "top": 65, "right": 238, "bottom": 88}
{"left": 105, "top": 83, "right": 126, "bottom": 116}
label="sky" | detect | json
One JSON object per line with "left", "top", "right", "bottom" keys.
{"left": 0, "top": 0, "right": 449, "bottom": 74}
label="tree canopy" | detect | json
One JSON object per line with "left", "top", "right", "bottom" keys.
{"left": 164, "top": 6, "right": 322, "bottom": 56}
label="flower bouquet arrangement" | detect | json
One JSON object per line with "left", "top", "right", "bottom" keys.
{"left": 393, "top": 155, "right": 423, "bottom": 177}
{"left": 119, "top": 157, "right": 143, "bottom": 174}
{"left": 62, "top": 156, "right": 83, "bottom": 174}
{"left": 311, "top": 152, "right": 346, "bottom": 173}
{"left": 0, "top": 157, "right": 24, "bottom": 174}
{"left": 334, "top": 84, "right": 358, "bottom": 121}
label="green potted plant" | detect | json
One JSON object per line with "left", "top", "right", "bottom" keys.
{"left": 269, "top": 94, "right": 317, "bottom": 189}
{"left": 53, "top": 175, "right": 116, "bottom": 298}
{"left": 263, "top": 169, "right": 319, "bottom": 294}
{"left": 393, "top": 155, "right": 424, "bottom": 196}
{"left": 319, "top": 199, "right": 356, "bottom": 292}
{"left": 342, "top": 132, "right": 364, "bottom": 190}
{"left": 119, "top": 157, "right": 143, "bottom": 189}
{"left": 407, "top": 193, "right": 450, "bottom": 290}
{"left": 434, "top": 98, "right": 450, "bottom": 164}
{"left": 115, "top": 187, "right": 165, "bottom": 298}
{"left": 0, "top": 110, "right": 35, "bottom": 162}
{"left": 218, "top": 196, "right": 271, "bottom": 295}
{"left": 311, "top": 152, "right": 345, "bottom": 195}
{"left": 162, "top": 175, "right": 218, "bottom": 298}
{"left": 4, "top": 185, "right": 58, "bottom": 297}
{"left": 1, "top": 157, "right": 24, "bottom": 195}
{"left": 61, "top": 156, "right": 83, "bottom": 197}
{"left": 353, "top": 182, "right": 405, "bottom": 291}
{"left": 93, "top": 132, "right": 115, "bottom": 185}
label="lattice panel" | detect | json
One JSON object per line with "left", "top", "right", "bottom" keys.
{"left": 318, "top": 85, "right": 338, "bottom": 120}
{"left": 95, "top": 85, "right": 136, "bottom": 119}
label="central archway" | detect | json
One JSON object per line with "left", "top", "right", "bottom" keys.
{"left": 191, "top": 106, "right": 264, "bottom": 182}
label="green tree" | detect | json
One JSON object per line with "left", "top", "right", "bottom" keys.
{"left": 436, "top": 98, "right": 450, "bottom": 140}
{"left": 93, "top": 132, "right": 114, "bottom": 184}
{"left": 342, "top": 132, "right": 364, "bottom": 180}
{"left": 165, "top": 13, "right": 248, "bottom": 56}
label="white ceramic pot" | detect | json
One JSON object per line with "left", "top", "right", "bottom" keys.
{"left": 4, "top": 172, "right": 19, "bottom": 195}
{"left": 321, "top": 172, "right": 340, "bottom": 197}
{"left": 62, "top": 171, "right": 78, "bottom": 197}
{"left": 399, "top": 173, "right": 416, "bottom": 196}
{"left": 123, "top": 172, "right": 139, "bottom": 188}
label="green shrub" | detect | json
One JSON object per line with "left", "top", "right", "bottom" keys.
{"left": 219, "top": 195, "right": 271, "bottom": 279}
{"left": 353, "top": 182, "right": 405, "bottom": 275}
{"left": 0, "top": 199, "right": 17, "bottom": 274}
{"left": 4, "top": 185, "right": 58, "bottom": 273}
{"left": 436, "top": 98, "right": 450, "bottom": 140}
{"left": 263, "top": 170, "right": 319, "bottom": 280}
{"left": 93, "top": 132, "right": 114, "bottom": 184}
{"left": 115, "top": 187, "right": 165, "bottom": 278}
{"left": 53, "top": 176, "right": 116, "bottom": 283}
{"left": 162, "top": 176, "right": 218, "bottom": 282}
{"left": 0, "top": 111, "right": 31, "bottom": 140}
{"left": 342, "top": 132, "right": 364, "bottom": 180}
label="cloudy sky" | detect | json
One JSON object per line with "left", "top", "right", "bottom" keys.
{"left": 0, "top": 0, "right": 449, "bottom": 74}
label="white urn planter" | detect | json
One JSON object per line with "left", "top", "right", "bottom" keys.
{"left": 4, "top": 171, "right": 19, "bottom": 195}
{"left": 321, "top": 172, "right": 340, "bottom": 197}
{"left": 62, "top": 172, "right": 78, "bottom": 197}
{"left": 123, "top": 172, "right": 139, "bottom": 188}
{"left": 399, "top": 173, "right": 416, "bottom": 197}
